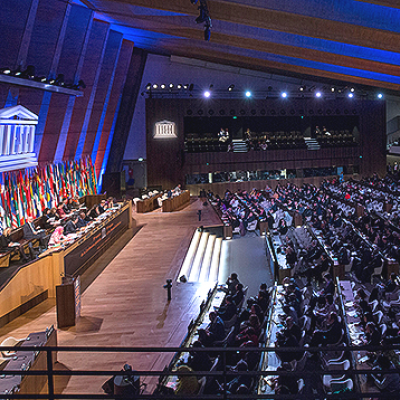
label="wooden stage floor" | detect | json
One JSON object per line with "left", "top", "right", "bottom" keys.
{"left": 0, "top": 197, "right": 222, "bottom": 395}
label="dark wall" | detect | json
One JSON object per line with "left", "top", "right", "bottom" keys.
{"left": 146, "top": 98, "right": 386, "bottom": 189}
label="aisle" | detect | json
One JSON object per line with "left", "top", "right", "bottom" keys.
{"left": 219, "top": 235, "right": 273, "bottom": 297}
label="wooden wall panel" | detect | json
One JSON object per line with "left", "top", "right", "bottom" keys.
{"left": 82, "top": 30, "right": 123, "bottom": 158}
{"left": 94, "top": 40, "right": 134, "bottom": 176}
{"left": 63, "top": 20, "right": 110, "bottom": 160}
{"left": 0, "top": 0, "right": 33, "bottom": 70}
{"left": 25, "top": 0, "right": 69, "bottom": 77}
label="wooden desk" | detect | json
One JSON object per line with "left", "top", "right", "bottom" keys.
{"left": 136, "top": 194, "right": 162, "bottom": 213}
{"left": 162, "top": 191, "right": 190, "bottom": 212}
{"left": 0, "top": 326, "right": 57, "bottom": 397}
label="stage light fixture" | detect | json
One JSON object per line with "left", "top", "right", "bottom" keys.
{"left": 377, "top": 93, "right": 383, "bottom": 99}
{"left": 281, "top": 92, "right": 287, "bottom": 98}
{"left": 183, "top": 84, "right": 188, "bottom": 89}
{"left": 169, "top": 83, "right": 174, "bottom": 88}
{"left": 315, "top": 91, "right": 322, "bottom": 98}
{"left": 331, "top": 87, "right": 335, "bottom": 92}
{"left": 177, "top": 84, "right": 182, "bottom": 89}
{"left": 55, "top": 73, "right": 65, "bottom": 86}
{"left": 48, "top": 78, "right": 56, "bottom": 85}
{"left": 350, "top": 87, "right": 355, "bottom": 92}
{"left": 22, "top": 65, "right": 35, "bottom": 79}
{"left": 35, "top": 76, "right": 47, "bottom": 83}
{"left": 146, "top": 83, "right": 151, "bottom": 90}
{"left": 299, "top": 85, "right": 305, "bottom": 92}
{"left": 348, "top": 93, "right": 354, "bottom": 98}
{"left": 228, "top": 84, "right": 235, "bottom": 91}
{"left": 160, "top": 84, "right": 166, "bottom": 89}
{"left": 203, "top": 90, "right": 211, "bottom": 98}
{"left": 1, "top": 68, "right": 11, "bottom": 75}
{"left": 152, "top": 84, "right": 158, "bottom": 89}
{"left": 245, "top": 91, "right": 252, "bottom": 98}
{"left": 13, "top": 67, "right": 22, "bottom": 76}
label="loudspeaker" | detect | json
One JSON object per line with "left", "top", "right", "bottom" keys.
{"left": 102, "top": 172, "right": 126, "bottom": 197}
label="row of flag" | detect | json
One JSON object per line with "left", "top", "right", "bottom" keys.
{"left": 0, "top": 158, "right": 97, "bottom": 231}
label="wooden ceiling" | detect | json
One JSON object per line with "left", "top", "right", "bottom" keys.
{"left": 78, "top": 0, "right": 400, "bottom": 92}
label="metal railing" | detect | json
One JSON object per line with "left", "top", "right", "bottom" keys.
{"left": 2, "top": 344, "right": 400, "bottom": 400}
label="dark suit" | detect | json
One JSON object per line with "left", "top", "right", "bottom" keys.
{"left": 23, "top": 222, "right": 48, "bottom": 248}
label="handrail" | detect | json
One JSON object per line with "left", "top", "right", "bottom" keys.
{"left": 2, "top": 344, "right": 400, "bottom": 400}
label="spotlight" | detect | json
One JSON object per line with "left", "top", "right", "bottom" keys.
{"left": 13, "top": 67, "right": 22, "bottom": 76}
{"left": 1, "top": 68, "right": 11, "bottom": 75}
{"left": 348, "top": 93, "right": 354, "bottom": 98}
{"left": 160, "top": 84, "right": 166, "bottom": 89}
{"left": 152, "top": 84, "right": 158, "bottom": 89}
{"left": 55, "top": 73, "right": 65, "bottom": 86}
{"left": 315, "top": 91, "right": 322, "bottom": 98}
{"left": 34, "top": 76, "right": 47, "bottom": 83}
{"left": 183, "top": 84, "right": 188, "bottom": 89}
{"left": 169, "top": 83, "right": 174, "bottom": 88}
{"left": 177, "top": 84, "right": 182, "bottom": 89}
{"left": 350, "top": 87, "right": 355, "bottom": 92}
{"left": 22, "top": 65, "right": 35, "bottom": 79}
{"left": 203, "top": 90, "right": 211, "bottom": 98}
{"left": 299, "top": 85, "right": 305, "bottom": 92}
{"left": 377, "top": 93, "right": 383, "bottom": 99}
{"left": 48, "top": 78, "right": 56, "bottom": 85}
{"left": 245, "top": 91, "right": 252, "bottom": 97}
{"left": 331, "top": 86, "right": 335, "bottom": 92}
{"left": 281, "top": 92, "right": 287, "bottom": 98}
{"left": 228, "top": 84, "right": 235, "bottom": 91}
{"left": 146, "top": 83, "right": 151, "bottom": 90}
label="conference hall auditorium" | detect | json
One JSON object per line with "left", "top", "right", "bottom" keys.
{"left": 2, "top": 0, "right": 400, "bottom": 399}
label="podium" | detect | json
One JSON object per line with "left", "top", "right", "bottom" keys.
{"left": 56, "top": 276, "right": 81, "bottom": 328}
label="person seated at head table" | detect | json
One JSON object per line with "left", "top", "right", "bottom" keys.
{"left": 61, "top": 198, "right": 73, "bottom": 214}
{"left": 75, "top": 211, "right": 90, "bottom": 229}
{"left": 42, "top": 207, "right": 60, "bottom": 229}
{"left": 56, "top": 202, "right": 67, "bottom": 218}
{"left": 23, "top": 216, "right": 49, "bottom": 248}
{"left": 371, "top": 354, "right": 400, "bottom": 392}
{"left": 96, "top": 199, "right": 107, "bottom": 215}
{"left": 67, "top": 198, "right": 79, "bottom": 210}
{"left": 48, "top": 226, "right": 65, "bottom": 247}
{"left": 106, "top": 197, "right": 115, "bottom": 208}
{"left": 0, "top": 228, "right": 30, "bottom": 262}
{"left": 63, "top": 218, "right": 77, "bottom": 235}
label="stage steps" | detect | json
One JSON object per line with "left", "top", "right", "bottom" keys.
{"left": 232, "top": 139, "right": 249, "bottom": 153}
{"left": 304, "top": 137, "right": 320, "bottom": 150}
{"left": 178, "top": 229, "right": 223, "bottom": 283}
